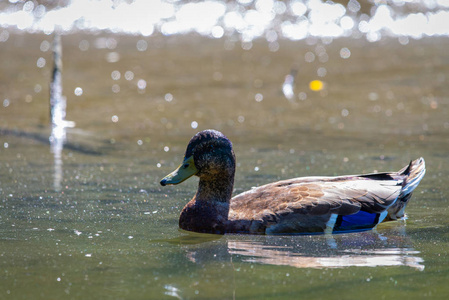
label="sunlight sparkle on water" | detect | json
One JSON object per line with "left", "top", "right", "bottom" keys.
{"left": 340, "top": 47, "right": 351, "bottom": 59}
{"left": 111, "top": 70, "right": 121, "bottom": 80}
{"left": 369, "top": 92, "right": 379, "bottom": 101}
{"left": 124, "top": 71, "right": 134, "bottom": 81}
{"left": 305, "top": 52, "right": 315, "bottom": 63}
{"left": 34, "top": 84, "right": 42, "bottom": 93}
{"left": 0, "top": 0, "right": 447, "bottom": 41}
{"left": 0, "top": 29, "right": 9, "bottom": 42}
{"left": 79, "top": 40, "right": 89, "bottom": 51}
{"left": 74, "top": 87, "right": 83, "bottom": 96}
{"left": 106, "top": 52, "right": 120, "bottom": 63}
{"left": 136, "top": 39, "right": 147, "bottom": 51}
{"left": 317, "top": 67, "right": 327, "bottom": 77}
{"left": 137, "top": 79, "right": 147, "bottom": 90}
{"left": 40, "top": 40, "right": 50, "bottom": 52}
{"left": 164, "top": 93, "right": 173, "bottom": 102}
{"left": 36, "top": 57, "right": 46, "bottom": 68}
{"left": 112, "top": 84, "right": 120, "bottom": 93}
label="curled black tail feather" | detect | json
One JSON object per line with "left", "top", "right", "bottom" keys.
{"left": 386, "top": 157, "right": 426, "bottom": 220}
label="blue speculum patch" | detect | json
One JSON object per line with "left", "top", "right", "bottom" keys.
{"left": 333, "top": 210, "right": 381, "bottom": 233}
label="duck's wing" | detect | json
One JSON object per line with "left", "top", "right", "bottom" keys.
{"left": 229, "top": 175, "right": 403, "bottom": 234}
{"left": 231, "top": 176, "right": 403, "bottom": 216}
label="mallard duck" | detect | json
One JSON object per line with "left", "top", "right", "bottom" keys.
{"left": 160, "top": 130, "right": 426, "bottom": 235}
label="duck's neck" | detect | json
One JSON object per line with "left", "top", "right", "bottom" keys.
{"left": 179, "top": 173, "right": 234, "bottom": 234}
{"left": 196, "top": 174, "right": 234, "bottom": 203}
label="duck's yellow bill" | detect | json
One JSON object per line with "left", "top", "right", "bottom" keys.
{"left": 160, "top": 156, "right": 198, "bottom": 186}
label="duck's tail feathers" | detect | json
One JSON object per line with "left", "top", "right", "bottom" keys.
{"left": 386, "top": 157, "right": 426, "bottom": 220}
{"left": 399, "top": 157, "right": 426, "bottom": 198}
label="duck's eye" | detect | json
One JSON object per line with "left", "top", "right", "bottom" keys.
{"left": 182, "top": 163, "right": 189, "bottom": 169}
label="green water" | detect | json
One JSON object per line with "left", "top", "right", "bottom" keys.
{"left": 1, "top": 32, "right": 449, "bottom": 299}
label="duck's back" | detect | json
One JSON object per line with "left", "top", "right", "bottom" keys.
{"left": 228, "top": 174, "right": 405, "bottom": 234}
{"left": 229, "top": 156, "right": 426, "bottom": 234}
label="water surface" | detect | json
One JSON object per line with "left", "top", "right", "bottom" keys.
{"left": 1, "top": 22, "right": 449, "bottom": 300}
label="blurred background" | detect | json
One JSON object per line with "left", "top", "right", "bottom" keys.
{"left": 0, "top": 1, "right": 448, "bottom": 299}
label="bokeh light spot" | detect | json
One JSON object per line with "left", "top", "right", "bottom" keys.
{"left": 36, "top": 57, "right": 46, "bottom": 68}
{"left": 309, "top": 80, "right": 324, "bottom": 91}
{"left": 74, "top": 87, "right": 83, "bottom": 96}
{"left": 340, "top": 47, "right": 351, "bottom": 59}
{"left": 137, "top": 79, "right": 147, "bottom": 90}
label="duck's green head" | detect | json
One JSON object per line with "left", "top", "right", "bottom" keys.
{"left": 160, "top": 130, "right": 235, "bottom": 186}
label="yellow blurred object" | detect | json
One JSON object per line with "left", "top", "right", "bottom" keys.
{"left": 309, "top": 80, "right": 324, "bottom": 91}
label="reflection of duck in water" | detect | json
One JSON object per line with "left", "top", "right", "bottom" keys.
{"left": 160, "top": 130, "right": 425, "bottom": 235}
{"left": 227, "top": 233, "right": 425, "bottom": 270}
